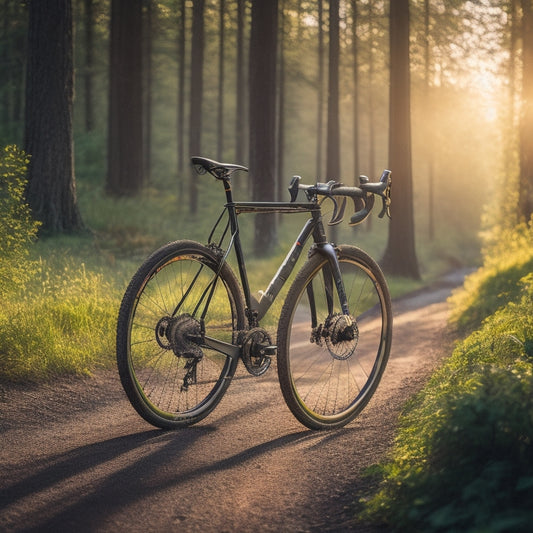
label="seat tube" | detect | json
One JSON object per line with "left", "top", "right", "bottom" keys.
{"left": 223, "top": 178, "right": 253, "bottom": 308}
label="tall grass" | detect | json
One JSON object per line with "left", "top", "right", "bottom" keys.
{"left": 360, "top": 223, "right": 533, "bottom": 532}
{"left": 0, "top": 261, "right": 120, "bottom": 381}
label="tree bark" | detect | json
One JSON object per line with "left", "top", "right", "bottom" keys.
{"left": 519, "top": 0, "right": 533, "bottom": 222}
{"left": 235, "top": 0, "right": 246, "bottom": 165}
{"left": 381, "top": 0, "right": 420, "bottom": 279}
{"left": 327, "top": 0, "right": 341, "bottom": 242}
{"left": 107, "top": 0, "right": 144, "bottom": 196}
{"left": 24, "top": 0, "right": 83, "bottom": 233}
{"left": 249, "top": 0, "right": 278, "bottom": 256}
{"left": 277, "top": 0, "right": 286, "bottom": 201}
{"left": 83, "top": 0, "right": 94, "bottom": 132}
{"left": 351, "top": 0, "right": 359, "bottom": 181}
{"left": 217, "top": 0, "right": 225, "bottom": 161}
{"left": 176, "top": 0, "right": 186, "bottom": 180}
{"left": 316, "top": 0, "right": 324, "bottom": 177}
{"left": 188, "top": 0, "right": 205, "bottom": 214}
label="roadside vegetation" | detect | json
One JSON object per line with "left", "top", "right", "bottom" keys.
{"left": 360, "top": 221, "right": 533, "bottom": 532}
{"left": 3, "top": 141, "right": 463, "bottom": 383}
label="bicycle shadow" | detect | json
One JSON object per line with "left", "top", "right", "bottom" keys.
{"left": 1, "top": 410, "right": 333, "bottom": 532}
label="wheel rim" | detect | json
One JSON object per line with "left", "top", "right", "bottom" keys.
{"left": 286, "top": 257, "right": 390, "bottom": 422}
{"left": 126, "top": 253, "right": 238, "bottom": 420}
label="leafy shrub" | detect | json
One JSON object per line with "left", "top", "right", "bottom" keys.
{"left": 449, "top": 222, "right": 533, "bottom": 332}
{"left": 0, "top": 145, "right": 41, "bottom": 297}
{"left": 362, "top": 275, "right": 533, "bottom": 532}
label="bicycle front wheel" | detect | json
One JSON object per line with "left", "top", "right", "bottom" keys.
{"left": 117, "top": 240, "right": 245, "bottom": 429}
{"left": 277, "top": 245, "right": 392, "bottom": 430}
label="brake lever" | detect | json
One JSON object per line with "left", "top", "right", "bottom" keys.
{"left": 377, "top": 180, "right": 392, "bottom": 219}
{"left": 378, "top": 194, "right": 391, "bottom": 219}
{"left": 328, "top": 196, "right": 347, "bottom": 226}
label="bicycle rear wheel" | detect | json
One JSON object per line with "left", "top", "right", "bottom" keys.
{"left": 117, "top": 240, "right": 245, "bottom": 429}
{"left": 277, "top": 245, "right": 392, "bottom": 430}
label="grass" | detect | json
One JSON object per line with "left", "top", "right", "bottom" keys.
{"left": 0, "top": 147, "right": 481, "bottom": 382}
{"left": 0, "top": 260, "right": 120, "bottom": 382}
{"left": 359, "top": 221, "right": 533, "bottom": 532}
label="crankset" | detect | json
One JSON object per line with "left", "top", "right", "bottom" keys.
{"left": 240, "top": 328, "right": 276, "bottom": 376}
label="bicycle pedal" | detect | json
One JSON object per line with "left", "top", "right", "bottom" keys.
{"left": 262, "top": 345, "right": 277, "bottom": 356}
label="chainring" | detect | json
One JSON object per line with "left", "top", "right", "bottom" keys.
{"left": 241, "top": 328, "right": 272, "bottom": 376}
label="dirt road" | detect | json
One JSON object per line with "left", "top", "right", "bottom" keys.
{"left": 0, "top": 271, "right": 466, "bottom": 532}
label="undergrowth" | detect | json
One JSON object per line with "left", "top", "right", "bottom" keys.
{"left": 449, "top": 222, "right": 533, "bottom": 332}
{"left": 360, "top": 222, "right": 533, "bottom": 532}
{"left": 0, "top": 145, "right": 40, "bottom": 297}
{"left": 0, "top": 261, "right": 119, "bottom": 381}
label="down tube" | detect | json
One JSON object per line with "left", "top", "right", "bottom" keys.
{"left": 256, "top": 219, "right": 316, "bottom": 320}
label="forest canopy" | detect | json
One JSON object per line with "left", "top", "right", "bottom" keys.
{"left": 1, "top": 0, "right": 531, "bottom": 274}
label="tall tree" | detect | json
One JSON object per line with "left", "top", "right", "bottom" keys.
{"left": 316, "top": 0, "right": 324, "bottom": 177}
{"left": 143, "top": 0, "right": 154, "bottom": 183}
{"left": 277, "top": 0, "right": 286, "bottom": 201}
{"left": 249, "top": 0, "right": 278, "bottom": 255}
{"left": 351, "top": 0, "right": 360, "bottom": 180}
{"left": 382, "top": 0, "right": 420, "bottom": 279}
{"left": 82, "top": 0, "right": 95, "bottom": 132}
{"left": 519, "top": 0, "right": 533, "bottom": 221}
{"left": 188, "top": 0, "right": 205, "bottom": 213}
{"left": 176, "top": 0, "right": 186, "bottom": 179}
{"left": 235, "top": 0, "right": 246, "bottom": 164}
{"left": 24, "top": 0, "right": 83, "bottom": 233}
{"left": 107, "top": 0, "right": 144, "bottom": 196}
{"left": 217, "top": 0, "right": 225, "bottom": 160}
{"left": 423, "top": 0, "right": 435, "bottom": 239}
{"left": 327, "top": 0, "right": 341, "bottom": 241}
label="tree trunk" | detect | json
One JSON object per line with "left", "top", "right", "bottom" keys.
{"left": 351, "top": 0, "right": 359, "bottom": 181}
{"left": 519, "top": 0, "right": 533, "bottom": 222}
{"left": 235, "top": 0, "right": 246, "bottom": 165}
{"left": 217, "top": 0, "right": 225, "bottom": 160}
{"left": 24, "top": 0, "right": 83, "bottom": 233}
{"left": 316, "top": 0, "right": 324, "bottom": 177}
{"left": 143, "top": 0, "right": 153, "bottom": 184}
{"left": 277, "top": 0, "right": 286, "bottom": 202}
{"left": 249, "top": 0, "right": 278, "bottom": 256}
{"left": 107, "top": 0, "right": 144, "bottom": 196}
{"left": 83, "top": 0, "right": 94, "bottom": 132}
{"left": 176, "top": 0, "right": 186, "bottom": 181}
{"left": 424, "top": 0, "right": 435, "bottom": 239}
{"left": 188, "top": 0, "right": 205, "bottom": 214}
{"left": 327, "top": 0, "right": 341, "bottom": 242}
{"left": 381, "top": 0, "right": 420, "bottom": 279}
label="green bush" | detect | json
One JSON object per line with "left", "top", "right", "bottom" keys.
{"left": 449, "top": 222, "right": 533, "bottom": 332}
{"left": 362, "top": 275, "right": 533, "bottom": 532}
{"left": 0, "top": 145, "right": 41, "bottom": 297}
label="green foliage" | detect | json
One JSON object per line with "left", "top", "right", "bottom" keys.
{"left": 449, "top": 222, "right": 533, "bottom": 332}
{"left": 0, "top": 145, "right": 41, "bottom": 297}
{"left": 0, "top": 261, "right": 119, "bottom": 382}
{"left": 361, "top": 270, "right": 533, "bottom": 532}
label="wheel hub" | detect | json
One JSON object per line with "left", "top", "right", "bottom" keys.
{"left": 155, "top": 314, "right": 203, "bottom": 359}
{"left": 311, "top": 313, "right": 359, "bottom": 360}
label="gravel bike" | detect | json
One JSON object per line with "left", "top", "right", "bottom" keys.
{"left": 116, "top": 156, "right": 393, "bottom": 430}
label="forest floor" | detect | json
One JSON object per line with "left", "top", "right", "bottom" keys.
{"left": 0, "top": 270, "right": 468, "bottom": 532}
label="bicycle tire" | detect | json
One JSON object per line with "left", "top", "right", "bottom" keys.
{"left": 277, "top": 245, "right": 392, "bottom": 430}
{"left": 117, "top": 240, "right": 245, "bottom": 429}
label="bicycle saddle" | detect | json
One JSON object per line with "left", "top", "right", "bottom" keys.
{"left": 191, "top": 156, "right": 248, "bottom": 179}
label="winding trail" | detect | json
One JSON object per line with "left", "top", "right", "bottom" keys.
{"left": 0, "top": 271, "right": 467, "bottom": 532}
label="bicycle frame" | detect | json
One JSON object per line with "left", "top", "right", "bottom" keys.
{"left": 215, "top": 177, "right": 350, "bottom": 328}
